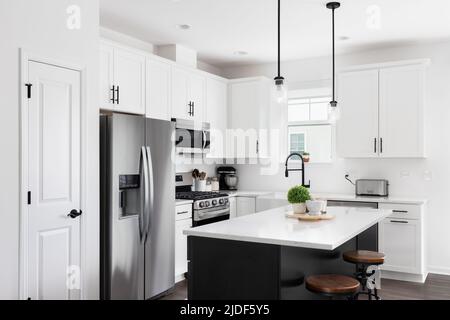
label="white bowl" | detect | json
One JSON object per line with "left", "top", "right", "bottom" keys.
{"left": 306, "top": 200, "right": 323, "bottom": 216}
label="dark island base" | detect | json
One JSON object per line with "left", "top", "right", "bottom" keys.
{"left": 187, "top": 225, "right": 377, "bottom": 300}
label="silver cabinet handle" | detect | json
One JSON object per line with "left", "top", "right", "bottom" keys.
{"left": 392, "top": 210, "right": 408, "bottom": 213}
{"left": 177, "top": 211, "right": 189, "bottom": 215}
{"left": 256, "top": 140, "right": 259, "bottom": 154}
{"left": 390, "top": 220, "right": 408, "bottom": 224}
{"left": 374, "top": 138, "right": 377, "bottom": 153}
{"left": 380, "top": 137, "right": 383, "bottom": 153}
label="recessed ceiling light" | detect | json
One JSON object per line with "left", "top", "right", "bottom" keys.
{"left": 176, "top": 24, "right": 191, "bottom": 30}
{"left": 339, "top": 36, "right": 350, "bottom": 41}
{"left": 233, "top": 51, "right": 248, "bottom": 56}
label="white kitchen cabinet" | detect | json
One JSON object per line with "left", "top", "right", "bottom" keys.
{"left": 175, "top": 203, "right": 192, "bottom": 281}
{"left": 146, "top": 57, "right": 171, "bottom": 121}
{"left": 229, "top": 197, "right": 237, "bottom": 219}
{"left": 171, "top": 66, "right": 206, "bottom": 122}
{"left": 228, "top": 78, "right": 271, "bottom": 159}
{"left": 378, "top": 203, "right": 424, "bottom": 277}
{"left": 337, "top": 60, "right": 428, "bottom": 158}
{"left": 236, "top": 197, "right": 256, "bottom": 217}
{"left": 379, "top": 65, "right": 425, "bottom": 157}
{"left": 337, "top": 70, "right": 379, "bottom": 158}
{"left": 100, "top": 42, "right": 146, "bottom": 115}
{"left": 206, "top": 77, "right": 228, "bottom": 159}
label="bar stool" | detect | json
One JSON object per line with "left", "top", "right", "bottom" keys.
{"left": 343, "top": 250, "right": 385, "bottom": 300}
{"left": 305, "top": 274, "right": 360, "bottom": 300}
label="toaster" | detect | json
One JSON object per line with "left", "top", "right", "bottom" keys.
{"left": 355, "top": 179, "right": 389, "bottom": 197}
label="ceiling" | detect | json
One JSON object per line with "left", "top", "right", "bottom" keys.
{"left": 100, "top": 0, "right": 450, "bottom": 67}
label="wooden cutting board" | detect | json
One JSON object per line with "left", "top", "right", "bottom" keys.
{"left": 285, "top": 212, "right": 335, "bottom": 221}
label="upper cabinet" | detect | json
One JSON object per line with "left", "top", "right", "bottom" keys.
{"left": 337, "top": 60, "right": 428, "bottom": 158}
{"left": 205, "top": 77, "right": 228, "bottom": 159}
{"left": 228, "top": 77, "right": 271, "bottom": 159}
{"left": 146, "top": 56, "right": 172, "bottom": 121}
{"left": 171, "top": 66, "right": 206, "bottom": 122}
{"left": 100, "top": 42, "right": 146, "bottom": 115}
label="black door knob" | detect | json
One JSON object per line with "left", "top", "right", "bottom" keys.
{"left": 68, "top": 209, "right": 82, "bottom": 219}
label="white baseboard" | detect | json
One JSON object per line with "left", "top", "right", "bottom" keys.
{"left": 175, "top": 273, "right": 186, "bottom": 283}
{"left": 427, "top": 266, "right": 450, "bottom": 276}
{"left": 380, "top": 270, "right": 428, "bottom": 283}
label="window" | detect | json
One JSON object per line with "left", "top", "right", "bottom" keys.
{"left": 287, "top": 90, "right": 333, "bottom": 163}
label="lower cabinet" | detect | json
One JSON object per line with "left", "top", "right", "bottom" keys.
{"left": 378, "top": 203, "right": 425, "bottom": 278}
{"left": 236, "top": 197, "right": 256, "bottom": 217}
{"left": 175, "top": 204, "right": 192, "bottom": 281}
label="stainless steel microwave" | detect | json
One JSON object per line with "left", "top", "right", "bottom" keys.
{"left": 174, "top": 119, "right": 210, "bottom": 154}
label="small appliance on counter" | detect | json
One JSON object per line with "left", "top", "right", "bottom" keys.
{"left": 217, "top": 166, "right": 238, "bottom": 190}
{"left": 355, "top": 179, "right": 389, "bottom": 197}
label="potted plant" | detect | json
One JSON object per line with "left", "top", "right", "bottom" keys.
{"left": 287, "top": 185, "right": 311, "bottom": 214}
{"left": 302, "top": 152, "right": 310, "bottom": 163}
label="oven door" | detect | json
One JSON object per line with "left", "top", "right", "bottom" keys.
{"left": 193, "top": 206, "right": 230, "bottom": 227}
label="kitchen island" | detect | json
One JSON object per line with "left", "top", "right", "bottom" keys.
{"left": 184, "top": 206, "right": 393, "bottom": 300}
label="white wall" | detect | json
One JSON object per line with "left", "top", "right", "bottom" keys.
{"left": 222, "top": 41, "right": 450, "bottom": 275}
{"left": 0, "top": 0, "right": 99, "bottom": 299}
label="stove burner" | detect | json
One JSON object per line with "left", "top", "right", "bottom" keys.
{"left": 176, "top": 191, "right": 229, "bottom": 201}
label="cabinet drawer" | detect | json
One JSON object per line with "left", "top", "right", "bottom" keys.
{"left": 175, "top": 203, "right": 192, "bottom": 221}
{"left": 378, "top": 203, "right": 422, "bottom": 220}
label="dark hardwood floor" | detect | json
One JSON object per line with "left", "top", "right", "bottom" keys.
{"left": 160, "top": 274, "right": 450, "bottom": 300}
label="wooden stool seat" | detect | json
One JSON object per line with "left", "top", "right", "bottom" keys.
{"left": 305, "top": 274, "right": 360, "bottom": 295}
{"left": 343, "top": 250, "right": 385, "bottom": 265}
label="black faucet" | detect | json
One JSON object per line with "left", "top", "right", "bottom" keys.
{"left": 284, "top": 153, "right": 310, "bottom": 188}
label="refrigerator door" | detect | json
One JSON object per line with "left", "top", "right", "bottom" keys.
{"left": 144, "top": 118, "right": 176, "bottom": 299}
{"left": 102, "top": 113, "right": 147, "bottom": 300}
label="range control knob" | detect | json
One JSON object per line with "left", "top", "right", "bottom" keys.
{"left": 212, "top": 200, "right": 218, "bottom": 206}
{"left": 205, "top": 201, "right": 210, "bottom": 207}
{"left": 199, "top": 202, "right": 205, "bottom": 208}
{"left": 219, "top": 199, "right": 224, "bottom": 205}
{"left": 224, "top": 198, "right": 229, "bottom": 204}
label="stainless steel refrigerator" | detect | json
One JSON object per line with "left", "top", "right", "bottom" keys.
{"left": 100, "top": 113, "right": 175, "bottom": 300}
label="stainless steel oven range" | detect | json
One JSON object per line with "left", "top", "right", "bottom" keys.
{"left": 175, "top": 172, "right": 230, "bottom": 227}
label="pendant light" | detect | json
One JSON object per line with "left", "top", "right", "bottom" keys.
{"left": 273, "top": 0, "right": 287, "bottom": 105}
{"left": 327, "top": 2, "right": 340, "bottom": 122}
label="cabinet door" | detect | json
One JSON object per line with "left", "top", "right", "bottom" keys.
{"left": 236, "top": 197, "right": 256, "bottom": 217}
{"left": 146, "top": 58, "right": 171, "bottom": 121}
{"left": 378, "top": 218, "right": 422, "bottom": 274}
{"left": 206, "top": 78, "right": 227, "bottom": 158}
{"left": 379, "top": 65, "right": 425, "bottom": 157}
{"left": 175, "top": 219, "right": 192, "bottom": 279}
{"left": 337, "top": 70, "right": 379, "bottom": 158}
{"left": 113, "top": 48, "right": 146, "bottom": 114}
{"left": 229, "top": 81, "right": 264, "bottom": 159}
{"left": 229, "top": 197, "right": 237, "bottom": 219}
{"left": 171, "top": 67, "right": 191, "bottom": 120}
{"left": 99, "top": 44, "right": 115, "bottom": 110}
{"left": 189, "top": 73, "right": 206, "bottom": 123}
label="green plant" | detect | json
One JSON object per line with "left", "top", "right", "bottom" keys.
{"left": 287, "top": 185, "right": 311, "bottom": 204}
{"left": 302, "top": 152, "right": 310, "bottom": 156}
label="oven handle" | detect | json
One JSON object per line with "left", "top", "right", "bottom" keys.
{"left": 196, "top": 207, "right": 230, "bottom": 220}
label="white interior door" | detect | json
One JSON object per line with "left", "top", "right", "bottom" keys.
{"left": 337, "top": 70, "right": 379, "bottom": 158}
{"left": 27, "top": 61, "right": 82, "bottom": 300}
{"left": 379, "top": 65, "right": 425, "bottom": 158}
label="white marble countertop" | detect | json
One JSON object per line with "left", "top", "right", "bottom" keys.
{"left": 184, "top": 206, "right": 393, "bottom": 250}
{"left": 226, "top": 190, "right": 427, "bottom": 205}
{"left": 176, "top": 199, "right": 193, "bottom": 206}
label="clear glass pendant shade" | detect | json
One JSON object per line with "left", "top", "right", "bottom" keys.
{"left": 327, "top": 101, "right": 340, "bottom": 122}
{"left": 272, "top": 78, "right": 288, "bottom": 105}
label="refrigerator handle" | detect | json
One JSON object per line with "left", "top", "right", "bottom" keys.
{"left": 139, "top": 146, "right": 149, "bottom": 243}
{"left": 145, "top": 146, "right": 155, "bottom": 242}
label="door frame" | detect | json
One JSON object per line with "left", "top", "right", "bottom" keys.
{"left": 19, "top": 49, "right": 88, "bottom": 300}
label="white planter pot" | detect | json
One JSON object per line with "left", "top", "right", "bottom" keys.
{"left": 292, "top": 203, "right": 307, "bottom": 214}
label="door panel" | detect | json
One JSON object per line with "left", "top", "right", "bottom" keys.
{"left": 146, "top": 58, "right": 171, "bottom": 121}
{"left": 171, "top": 67, "right": 190, "bottom": 120}
{"left": 337, "top": 70, "right": 379, "bottom": 158}
{"left": 114, "top": 48, "right": 146, "bottom": 114}
{"left": 28, "top": 61, "right": 81, "bottom": 300}
{"left": 189, "top": 73, "right": 206, "bottom": 123}
{"left": 379, "top": 65, "right": 425, "bottom": 157}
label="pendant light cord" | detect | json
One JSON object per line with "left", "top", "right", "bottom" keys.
{"left": 332, "top": 6, "right": 336, "bottom": 102}
{"left": 277, "top": 0, "right": 281, "bottom": 78}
